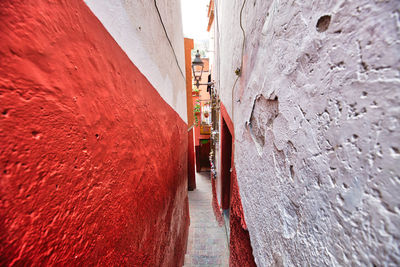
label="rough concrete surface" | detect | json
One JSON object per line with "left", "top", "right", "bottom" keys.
{"left": 0, "top": 0, "right": 188, "bottom": 265}
{"left": 214, "top": 0, "right": 400, "bottom": 265}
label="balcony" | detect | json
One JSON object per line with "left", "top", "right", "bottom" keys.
{"left": 200, "top": 124, "right": 211, "bottom": 135}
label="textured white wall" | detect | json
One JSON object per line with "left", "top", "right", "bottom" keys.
{"left": 84, "top": 0, "right": 187, "bottom": 123}
{"left": 214, "top": 0, "right": 400, "bottom": 265}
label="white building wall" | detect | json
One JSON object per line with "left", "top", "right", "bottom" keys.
{"left": 84, "top": 0, "right": 187, "bottom": 123}
{"left": 208, "top": 23, "right": 215, "bottom": 76}
{"left": 214, "top": 0, "right": 400, "bottom": 265}
{"left": 212, "top": 2, "right": 222, "bottom": 205}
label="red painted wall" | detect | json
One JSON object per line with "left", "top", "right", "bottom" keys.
{"left": 230, "top": 168, "right": 257, "bottom": 267}
{"left": 220, "top": 103, "right": 234, "bottom": 210}
{"left": 0, "top": 0, "right": 189, "bottom": 266}
{"left": 219, "top": 103, "right": 256, "bottom": 267}
{"left": 187, "top": 129, "right": 196, "bottom": 190}
{"left": 184, "top": 38, "right": 196, "bottom": 190}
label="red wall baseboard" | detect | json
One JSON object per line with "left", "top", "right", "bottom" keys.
{"left": 188, "top": 129, "right": 196, "bottom": 190}
{"left": 220, "top": 102, "right": 256, "bottom": 267}
{"left": 229, "top": 168, "right": 257, "bottom": 267}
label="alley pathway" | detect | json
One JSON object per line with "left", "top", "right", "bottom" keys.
{"left": 184, "top": 172, "right": 229, "bottom": 266}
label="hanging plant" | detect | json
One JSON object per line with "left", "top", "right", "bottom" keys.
{"left": 194, "top": 103, "right": 201, "bottom": 114}
{"left": 204, "top": 111, "right": 209, "bottom": 118}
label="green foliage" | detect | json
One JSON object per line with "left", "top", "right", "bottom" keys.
{"left": 194, "top": 103, "right": 201, "bottom": 113}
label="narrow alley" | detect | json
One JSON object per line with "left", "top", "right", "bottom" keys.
{"left": 1, "top": 0, "right": 399, "bottom": 266}
{"left": 184, "top": 172, "right": 229, "bottom": 266}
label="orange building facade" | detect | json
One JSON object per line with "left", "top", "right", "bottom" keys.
{"left": 193, "top": 58, "right": 212, "bottom": 173}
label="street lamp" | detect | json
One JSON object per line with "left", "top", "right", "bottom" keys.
{"left": 192, "top": 50, "right": 204, "bottom": 88}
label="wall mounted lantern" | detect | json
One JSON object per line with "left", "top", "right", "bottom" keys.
{"left": 192, "top": 50, "right": 204, "bottom": 88}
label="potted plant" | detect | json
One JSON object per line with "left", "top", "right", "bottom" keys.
{"left": 192, "top": 88, "right": 200, "bottom": 96}
{"left": 203, "top": 110, "right": 209, "bottom": 118}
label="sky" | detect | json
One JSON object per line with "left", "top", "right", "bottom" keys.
{"left": 180, "top": 0, "right": 210, "bottom": 40}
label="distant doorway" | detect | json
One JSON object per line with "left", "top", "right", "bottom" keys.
{"left": 220, "top": 116, "right": 232, "bottom": 240}
{"left": 195, "top": 139, "right": 211, "bottom": 172}
{"left": 199, "top": 139, "right": 211, "bottom": 171}
{"left": 220, "top": 117, "right": 232, "bottom": 210}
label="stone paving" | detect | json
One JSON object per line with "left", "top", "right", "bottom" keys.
{"left": 183, "top": 172, "right": 229, "bottom": 267}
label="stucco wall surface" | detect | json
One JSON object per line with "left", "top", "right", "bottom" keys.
{"left": 215, "top": 0, "right": 400, "bottom": 265}
{"left": 84, "top": 0, "right": 187, "bottom": 123}
{"left": 0, "top": 0, "right": 188, "bottom": 265}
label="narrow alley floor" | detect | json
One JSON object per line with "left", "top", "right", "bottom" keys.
{"left": 184, "top": 172, "right": 229, "bottom": 267}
